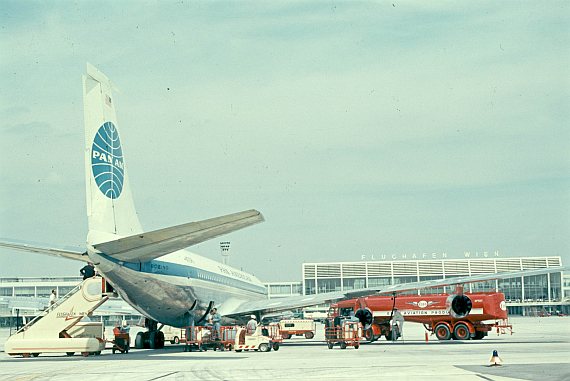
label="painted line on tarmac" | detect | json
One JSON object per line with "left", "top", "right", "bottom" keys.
{"left": 3, "top": 359, "right": 136, "bottom": 381}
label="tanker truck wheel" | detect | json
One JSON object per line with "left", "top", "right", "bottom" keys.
{"left": 364, "top": 328, "right": 374, "bottom": 342}
{"left": 473, "top": 330, "right": 485, "bottom": 340}
{"left": 453, "top": 323, "right": 470, "bottom": 340}
{"left": 305, "top": 331, "right": 314, "bottom": 339}
{"left": 434, "top": 323, "right": 452, "bottom": 340}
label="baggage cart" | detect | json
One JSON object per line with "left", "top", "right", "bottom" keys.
{"left": 325, "top": 322, "right": 361, "bottom": 349}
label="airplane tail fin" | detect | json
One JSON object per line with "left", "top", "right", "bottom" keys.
{"left": 83, "top": 63, "right": 143, "bottom": 237}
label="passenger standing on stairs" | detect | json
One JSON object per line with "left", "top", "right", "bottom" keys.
{"left": 80, "top": 262, "right": 96, "bottom": 280}
{"left": 49, "top": 290, "right": 57, "bottom": 310}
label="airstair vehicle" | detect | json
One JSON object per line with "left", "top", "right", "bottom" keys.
{"left": 5, "top": 277, "right": 115, "bottom": 357}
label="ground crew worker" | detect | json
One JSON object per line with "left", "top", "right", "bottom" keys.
{"left": 247, "top": 315, "right": 257, "bottom": 333}
{"left": 49, "top": 289, "right": 57, "bottom": 310}
{"left": 392, "top": 307, "right": 405, "bottom": 339}
{"left": 80, "top": 262, "right": 96, "bottom": 280}
{"left": 209, "top": 308, "right": 221, "bottom": 340}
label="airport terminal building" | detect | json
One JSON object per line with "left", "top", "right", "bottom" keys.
{"left": 300, "top": 255, "right": 567, "bottom": 315}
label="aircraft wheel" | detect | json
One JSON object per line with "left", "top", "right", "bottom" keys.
{"left": 259, "top": 343, "right": 269, "bottom": 352}
{"left": 435, "top": 323, "right": 452, "bottom": 341}
{"left": 327, "top": 342, "right": 334, "bottom": 349}
{"left": 149, "top": 331, "right": 164, "bottom": 349}
{"left": 135, "top": 332, "right": 144, "bottom": 349}
{"left": 453, "top": 323, "right": 470, "bottom": 340}
{"left": 149, "top": 331, "right": 157, "bottom": 349}
{"left": 340, "top": 342, "right": 346, "bottom": 349}
{"left": 305, "top": 331, "right": 314, "bottom": 339}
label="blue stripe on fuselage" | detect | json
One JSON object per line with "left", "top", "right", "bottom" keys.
{"left": 99, "top": 253, "right": 267, "bottom": 295}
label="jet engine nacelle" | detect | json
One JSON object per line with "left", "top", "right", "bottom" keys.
{"left": 355, "top": 307, "right": 373, "bottom": 330}
{"left": 446, "top": 294, "right": 472, "bottom": 319}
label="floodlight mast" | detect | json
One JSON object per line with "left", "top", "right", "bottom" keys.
{"left": 221, "top": 241, "right": 231, "bottom": 266}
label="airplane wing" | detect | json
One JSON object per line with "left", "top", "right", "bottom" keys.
{"left": 92, "top": 209, "right": 264, "bottom": 263}
{"left": 0, "top": 295, "right": 139, "bottom": 316}
{"left": 222, "top": 265, "right": 569, "bottom": 319}
{"left": 0, "top": 238, "right": 87, "bottom": 262}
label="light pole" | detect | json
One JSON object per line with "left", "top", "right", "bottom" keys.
{"left": 220, "top": 241, "right": 231, "bottom": 266}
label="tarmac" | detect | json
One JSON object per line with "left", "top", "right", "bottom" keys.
{"left": 1, "top": 316, "right": 569, "bottom": 381}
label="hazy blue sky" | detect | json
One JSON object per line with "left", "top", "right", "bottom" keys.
{"left": 1, "top": 1, "right": 568, "bottom": 282}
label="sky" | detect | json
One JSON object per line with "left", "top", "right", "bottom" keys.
{"left": 1, "top": 1, "right": 569, "bottom": 283}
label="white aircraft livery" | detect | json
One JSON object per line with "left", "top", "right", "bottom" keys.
{"left": 1, "top": 63, "right": 568, "bottom": 349}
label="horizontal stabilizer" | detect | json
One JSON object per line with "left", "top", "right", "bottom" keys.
{"left": 0, "top": 238, "right": 87, "bottom": 262}
{"left": 92, "top": 209, "right": 264, "bottom": 263}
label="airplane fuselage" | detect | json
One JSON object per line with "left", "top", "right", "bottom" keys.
{"left": 88, "top": 245, "right": 266, "bottom": 327}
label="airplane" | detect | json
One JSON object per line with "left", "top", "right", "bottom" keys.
{"left": 1, "top": 63, "right": 567, "bottom": 349}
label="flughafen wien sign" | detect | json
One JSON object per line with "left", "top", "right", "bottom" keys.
{"left": 360, "top": 251, "right": 500, "bottom": 261}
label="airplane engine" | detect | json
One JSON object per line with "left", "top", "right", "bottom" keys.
{"left": 355, "top": 307, "right": 373, "bottom": 329}
{"left": 446, "top": 294, "right": 472, "bottom": 319}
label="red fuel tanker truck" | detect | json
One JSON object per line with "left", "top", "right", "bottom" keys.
{"left": 327, "top": 291, "right": 511, "bottom": 341}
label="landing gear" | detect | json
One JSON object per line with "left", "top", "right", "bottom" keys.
{"left": 149, "top": 331, "right": 165, "bottom": 349}
{"left": 135, "top": 319, "right": 165, "bottom": 349}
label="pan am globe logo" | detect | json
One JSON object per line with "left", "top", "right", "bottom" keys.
{"left": 91, "top": 122, "right": 124, "bottom": 199}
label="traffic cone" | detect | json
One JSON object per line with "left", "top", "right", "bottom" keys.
{"left": 489, "top": 350, "right": 503, "bottom": 366}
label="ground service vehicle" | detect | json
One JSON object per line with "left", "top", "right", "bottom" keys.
{"left": 328, "top": 291, "right": 510, "bottom": 341}
{"left": 279, "top": 319, "right": 316, "bottom": 339}
{"left": 234, "top": 326, "right": 280, "bottom": 352}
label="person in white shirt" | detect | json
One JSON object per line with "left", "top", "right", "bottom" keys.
{"left": 247, "top": 315, "right": 257, "bottom": 333}
{"left": 49, "top": 290, "right": 57, "bottom": 310}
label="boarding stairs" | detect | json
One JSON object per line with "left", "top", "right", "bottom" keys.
{"left": 4, "top": 277, "right": 116, "bottom": 357}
